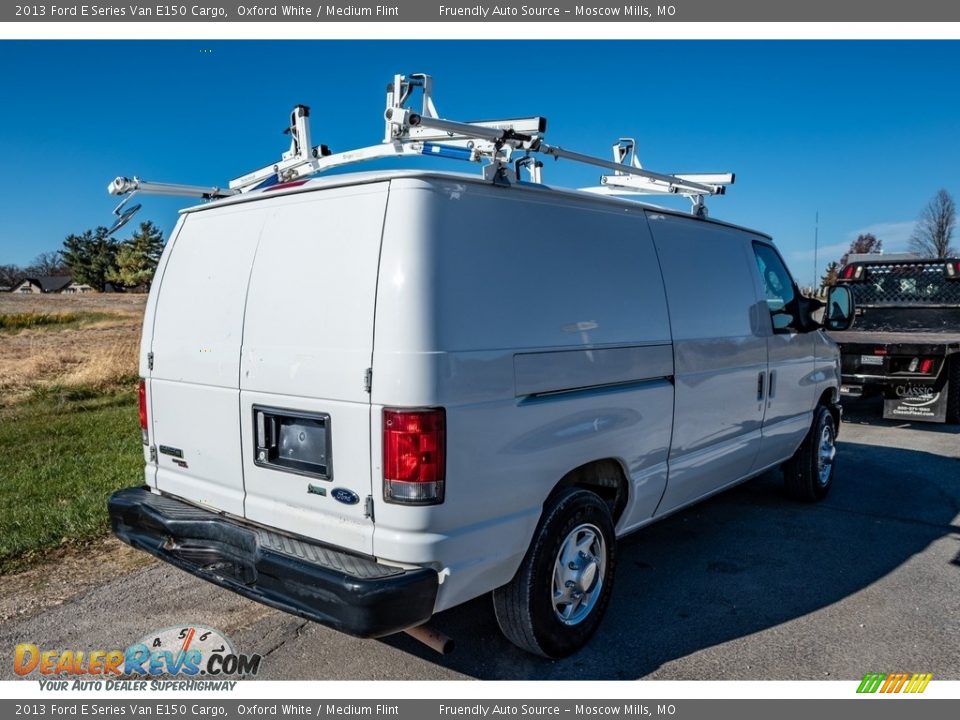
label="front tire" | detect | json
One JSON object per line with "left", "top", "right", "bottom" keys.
{"left": 493, "top": 488, "right": 616, "bottom": 658}
{"left": 783, "top": 404, "right": 836, "bottom": 502}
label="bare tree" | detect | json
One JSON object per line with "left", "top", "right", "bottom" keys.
{"left": 909, "top": 189, "right": 957, "bottom": 258}
{"left": 0, "top": 264, "right": 24, "bottom": 288}
{"left": 839, "top": 233, "right": 883, "bottom": 266}
{"left": 24, "top": 251, "right": 69, "bottom": 277}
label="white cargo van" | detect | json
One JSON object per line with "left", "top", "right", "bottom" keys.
{"left": 108, "top": 76, "right": 855, "bottom": 658}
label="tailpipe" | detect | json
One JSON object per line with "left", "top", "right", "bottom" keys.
{"left": 404, "top": 623, "right": 455, "bottom": 655}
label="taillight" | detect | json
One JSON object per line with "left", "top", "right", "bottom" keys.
{"left": 919, "top": 359, "right": 934, "bottom": 374}
{"left": 946, "top": 262, "right": 960, "bottom": 279}
{"left": 840, "top": 264, "right": 864, "bottom": 281}
{"left": 138, "top": 379, "right": 149, "bottom": 445}
{"left": 383, "top": 408, "right": 445, "bottom": 505}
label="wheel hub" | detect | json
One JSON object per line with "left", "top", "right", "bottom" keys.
{"left": 553, "top": 523, "right": 606, "bottom": 626}
{"left": 817, "top": 421, "right": 835, "bottom": 487}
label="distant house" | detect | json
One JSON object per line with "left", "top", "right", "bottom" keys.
{"left": 63, "top": 282, "right": 94, "bottom": 294}
{"left": 12, "top": 276, "right": 74, "bottom": 294}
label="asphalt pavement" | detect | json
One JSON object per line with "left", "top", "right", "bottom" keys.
{"left": 2, "top": 397, "right": 958, "bottom": 681}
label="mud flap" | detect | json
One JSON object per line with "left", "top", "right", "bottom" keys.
{"left": 883, "top": 381, "right": 948, "bottom": 423}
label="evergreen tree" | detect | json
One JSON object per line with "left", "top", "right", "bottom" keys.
{"left": 61, "top": 227, "right": 118, "bottom": 291}
{"left": 820, "top": 261, "right": 839, "bottom": 290}
{"left": 108, "top": 221, "right": 165, "bottom": 290}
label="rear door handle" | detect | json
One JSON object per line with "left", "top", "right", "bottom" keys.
{"left": 768, "top": 370, "right": 777, "bottom": 399}
{"left": 757, "top": 371, "right": 765, "bottom": 401}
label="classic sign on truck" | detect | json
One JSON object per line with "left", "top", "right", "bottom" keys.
{"left": 829, "top": 253, "right": 960, "bottom": 423}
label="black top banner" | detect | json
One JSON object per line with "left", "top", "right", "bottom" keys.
{"left": 6, "top": 0, "right": 960, "bottom": 22}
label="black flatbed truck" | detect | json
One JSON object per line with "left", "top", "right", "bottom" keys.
{"left": 828, "top": 254, "right": 960, "bottom": 423}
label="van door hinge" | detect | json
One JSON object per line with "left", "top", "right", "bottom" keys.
{"left": 363, "top": 367, "right": 372, "bottom": 394}
{"left": 149, "top": 446, "right": 158, "bottom": 463}
{"left": 147, "top": 352, "right": 154, "bottom": 371}
{"left": 364, "top": 495, "right": 375, "bottom": 521}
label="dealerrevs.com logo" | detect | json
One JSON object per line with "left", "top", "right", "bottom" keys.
{"left": 14, "top": 625, "right": 261, "bottom": 691}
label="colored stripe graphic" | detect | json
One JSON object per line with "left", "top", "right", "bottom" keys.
{"left": 857, "top": 673, "right": 886, "bottom": 693}
{"left": 905, "top": 673, "right": 933, "bottom": 694}
{"left": 857, "top": 672, "right": 932, "bottom": 694}
{"left": 881, "top": 672, "right": 901, "bottom": 693}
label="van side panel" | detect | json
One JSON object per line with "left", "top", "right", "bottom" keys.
{"left": 148, "top": 204, "right": 268, "bottom": 515}
{"left": 646, "top": 212, "right": 768, "bottom": 516}
{"left": 239, "top": 185, "right": 388, "bottom": 555}
{"left": 371, "top": 179, "right": 673, "bottom": 611}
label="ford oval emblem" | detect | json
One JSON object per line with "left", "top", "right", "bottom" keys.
{"left": 331, "top": 488, "right": 359, "bottom": 505}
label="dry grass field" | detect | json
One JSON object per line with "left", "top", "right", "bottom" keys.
{"left": 0, "top": 293, "right": 148, "bottom": 572}
{"left": 0, "top": 293, "right": 146, "bottom": 406}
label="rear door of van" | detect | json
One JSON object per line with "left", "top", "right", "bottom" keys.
{"left": 238, "top": 184, "right": 388, "bottom": 556}
{"left": 147, "top": 203, "right": 268, "bottom": 517}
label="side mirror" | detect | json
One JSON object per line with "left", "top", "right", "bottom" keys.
{"left": 824, "top": 286, "right": 855, "bottom": 331}
{"left": 772, "top": 311, "right": 795, "bottom": 332}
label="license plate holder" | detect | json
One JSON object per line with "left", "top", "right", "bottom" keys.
{"left": 253, "top": 405, "right": 332, "bottom": 480}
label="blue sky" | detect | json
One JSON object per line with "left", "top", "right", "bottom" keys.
{"left": 0, "top": 40, "right": 958, "bottom": 286}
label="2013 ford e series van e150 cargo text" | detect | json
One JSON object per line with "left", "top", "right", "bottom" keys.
{"left": 107, "top": 73, "right": 856, "bottom": 658}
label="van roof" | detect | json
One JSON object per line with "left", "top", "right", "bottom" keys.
{"left": 180, "top": 168, "right": 772, "bottom": 240}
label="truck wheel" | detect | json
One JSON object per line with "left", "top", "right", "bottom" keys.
{"left": 493, "top": 487, "right": 616, "bottom": 658}
{"left": 947, "top": 358, "right": 960, "bottom": 424}
{"left": 783, "top": 405, "right": 836, "bottom": 502}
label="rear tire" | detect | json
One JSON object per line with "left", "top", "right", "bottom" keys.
{"left": 493, "top": 487, "right": 616, "bottom": 659}
{"left": 783, "top": 405, "right": 836, "bottom": 502}
{"left": 946, "top": 358, "right": 960, "bottom": 424}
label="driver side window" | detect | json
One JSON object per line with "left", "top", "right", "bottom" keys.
{"left": 753, "top": 243, "right": 797, "bottom": 332}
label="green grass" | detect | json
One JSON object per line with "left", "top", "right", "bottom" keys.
{"left": 0, "top": 311, "right": 121, "bottom": 333}
{"left": 0, "top": 389, "right": 143, "bottom": 573}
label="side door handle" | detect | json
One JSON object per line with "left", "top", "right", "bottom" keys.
{"left": 768, "top": 369, "right": 777, "bottom": 399}
{"left": 757, "top": 371, "right": 766, "bottom": 401}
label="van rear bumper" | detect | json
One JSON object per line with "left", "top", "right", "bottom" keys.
{"left": 108, "top": 487, "right": 438, "bottom": 639}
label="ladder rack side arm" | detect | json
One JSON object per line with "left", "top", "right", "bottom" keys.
{"left": 108, "top": 177, "right": 237, "bottom": 199}
{"left": 535, "top": 143, "right": 722, "bottom": 196}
